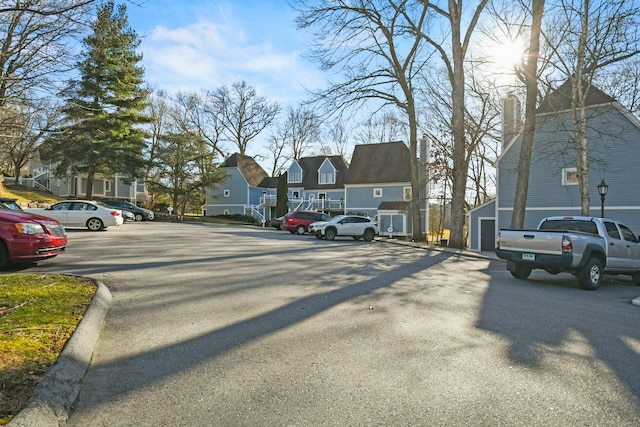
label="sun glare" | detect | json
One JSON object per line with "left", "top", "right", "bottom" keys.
{"left": 490, "top": 40, "right": 525, "bottom": 71}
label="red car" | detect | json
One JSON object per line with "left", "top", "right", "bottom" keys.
{"left": 0, "top": 205, "right": 67, "bottom": 269}
{"left": 284, "top": 210, "right": 332, "bottom": 234}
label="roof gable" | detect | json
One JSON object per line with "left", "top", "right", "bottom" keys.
{"left": 221, "top": 153, "right": 268, "bottom": 187}
{"left": 537, "top": 80, "right": 616, "bottom": 114}
{"left": 291, "top": 155, "right": 349, "bottom": 189}
{"left": 346, "top": 141, "right": 411, "bottom": 184}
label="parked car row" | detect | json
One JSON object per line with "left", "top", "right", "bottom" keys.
{"left": 101, "top": 199, "right": 155, "bottom": 221}
{"left": 0, "top": 197, "right": 156, "bottom": 270}
{"left": 273, "top": 210, "right": 379, "bottom": 242}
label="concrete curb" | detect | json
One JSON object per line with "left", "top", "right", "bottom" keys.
{"left": 8, "top": 279, "right": 112, "bottom": 427}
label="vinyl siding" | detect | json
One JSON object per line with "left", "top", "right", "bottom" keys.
{"left": 498, "top": 103, "right": 640, "bottom": 232}
{"left": 206, "top": 168, "right": 249, "bottom": 215}
{"left": 345, "top": 183, "right": 410, "bottom": 217}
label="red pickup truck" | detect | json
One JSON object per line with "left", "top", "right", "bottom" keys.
{"left": 0, "top": 204, "right": 67, "bottom": 269}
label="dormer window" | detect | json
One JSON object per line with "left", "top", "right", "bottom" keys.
{"left": 318, "top": 158, "right": 337, "bottom": 185}
{"left": 319, "top": 172, "right": 335, "bottom": 184}
{"left": 288, "top": 172, "right": 302, "bottom": 183}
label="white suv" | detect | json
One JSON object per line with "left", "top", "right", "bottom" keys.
{"left": 309, "top": 215, "right": 379, "bottom": 241}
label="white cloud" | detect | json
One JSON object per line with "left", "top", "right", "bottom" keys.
{"left": 138, "top": 10, "right": 323, "bottom": 105}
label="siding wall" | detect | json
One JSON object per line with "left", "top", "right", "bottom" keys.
{"left": 468, "top": 200, "right": 496, "bottom": 250}
{"left": 498, "top": 104, "right": 640, "bottom": 234}
{"left": 345, "top": 183, "right": 409, "bottom": 217}
{"left": 206, "top": 168, "right": 248, "bottom": 215}
{"left": 378, "top": 212, "right": 408, "bottom": 237}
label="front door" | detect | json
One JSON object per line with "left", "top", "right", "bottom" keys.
{"left": 480, "top": 219, "right": 495, "bottom": 251}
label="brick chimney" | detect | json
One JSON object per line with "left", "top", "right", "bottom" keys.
{"left": 502, "top": 93, "right": 521, "bottom": 150}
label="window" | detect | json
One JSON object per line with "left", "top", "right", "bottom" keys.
{"left": 292, "top": 190, "right": 300, "bottom": 198}
{"left": 223, "top": 209, "right": 230, "bottom": 215}
{"left": 562, "top": 167, "right": 578, "bottom": 185}
{"left": 619, "top": 224, "right": 639, "bottom": 243}
{"left": 223, "top": 189, "right": 230, "bottom": 197}
{"left": 319, "top": 172, "right": 335, "bottom": 184}
{"left": 105, "top": 180, "right": 112, "bottom": 193}
{"left": 289, "top": 172, "right": 302, "bottom": 183}
{"left": 403, "top": 187, "right": 411, "bottom": 201}
{"left": 373, "top": 188, "right": 383, "bottom": 197}
{"left": 604, "top": 221, "right": 621, "bottom": 239}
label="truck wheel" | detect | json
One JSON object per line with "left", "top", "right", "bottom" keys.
{"left": 510, "top": 263, "right": 532, "bottom": 279}
{"left": 577, "top": 258, "right": 602, "bottom": 290}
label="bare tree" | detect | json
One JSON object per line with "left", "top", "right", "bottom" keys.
{"left": 294, "top": 0, "right": 430, "bottom": 241}
{"left": 265, "top": 131, "right": 290, "bottom": 177}
{"left": 595, "top": 58, "right": 640, "bottom": 116}
{"left": 408, "top": 0, "right": 490, "bottom": 248}
{"left": 209, "top": 80, "right": 280, "bottom": 155}
{"left": 0, "top": 98, "right": 62, "bottom": 183}
{"left": 321, "top": 120, "right": 351, "bottom": 158}
{"left": 282, "top": 104, "right": 321, "bottom": 159}
{"left": 175, "top": 91, "right": 225, "bottom": 159}
{"left": 0, "top": 1, "right": 91, "bottom": 107}
{"left": 510, "top": 0, "right": 545, "bottom": 228}
{"left": 149, "top": 95, "right": 226, "bottom": 216}
{"left": 544, "top": 0, "right": 640, "bottom": 215}
{"left": 354, "top": 111, "right": 408, "bottom": 145}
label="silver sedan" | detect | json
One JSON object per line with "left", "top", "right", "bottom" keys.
{"left": 28, "top": 200, "right": 124, "bottom": 231}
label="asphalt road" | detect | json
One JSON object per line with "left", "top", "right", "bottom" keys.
{"left": 22, "top": 221, "right": 640, "bottom": 426}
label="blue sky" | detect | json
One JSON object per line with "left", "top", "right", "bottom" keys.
{"left": 126, "top": 0, "right": 325, "bottom": 105}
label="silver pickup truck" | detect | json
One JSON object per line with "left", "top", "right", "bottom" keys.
{"left": 495, "top": 216, "right": 640, "bottom": 290}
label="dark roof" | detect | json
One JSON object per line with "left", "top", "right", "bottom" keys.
{"left": 296, "top": 155, "right": 349, "bottom": 189}
{"left": 378, "top": 201, "right": 410, "bottom": 211}
{"left": 221, "top": 153, "right": 268, "bottom": 187}
{"left": 346, "top": 141, "right": 411, "bottom": 184}
{"left": 537, "top": 80, "right": 616, "bottom": 114}
{"left": 258, "top": 177, "right": 279, "bottom": 188}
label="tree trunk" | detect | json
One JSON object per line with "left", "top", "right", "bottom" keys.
{"left": 409, "top": 110, "right": 423, "bottom": 242}
{"left": 448, "top": 20, "right": 467, "bottom": 249}
{"left": 572, "top": 90, "right": 590, "bottom": 215}
{"left": 573, "top": 0, "right": 591, "bottom": 216}
{"left": 510, "top": 0, "right": 545, "bottom": 229}
{"left": 85, "top": 164, "right": 95, "bottom": 200}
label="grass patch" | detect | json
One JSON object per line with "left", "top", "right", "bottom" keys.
{"left": 0, "top": 274, "right": 96, "bottom": 425}
{"left": 0, "top": 183, "right": 60, "bottom": 205}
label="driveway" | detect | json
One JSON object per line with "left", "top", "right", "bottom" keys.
{"left": 19, "top": 222, "right": 640, "bottom": 426}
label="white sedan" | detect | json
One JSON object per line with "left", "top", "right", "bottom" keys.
{"left": 29, "top": 200, "right": 124, "bottom": 231}
{"left": 309, "top": 214, "right": 379, "bottom": 241}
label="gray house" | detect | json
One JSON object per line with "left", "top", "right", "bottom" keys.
{"left": 207, "top": 139, "right": 429, "bottom": 236}
{"left": 468, "top": 81, "right": 640, "bottom": 250}
{"left": 345, "top": 141, "right": 422, "bottom": 237}
{"left": 205, "top": 153, "right": 277, "bottom": 221}
{"left": 286, "top": 155, "right": 349, "bottom": 213}
{"left": 20, "top": 148, "right": 148, "bottom": 204}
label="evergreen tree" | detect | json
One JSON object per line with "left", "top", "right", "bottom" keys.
{"left": 54, "top": 1, "right": 148, "bottom": 199}
{"left": 276, "top": 172, "right": 289, "bottom": 217}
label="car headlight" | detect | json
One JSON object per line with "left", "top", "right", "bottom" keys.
{"left": 15, "top": 223, "right": 45, "bottom": 235}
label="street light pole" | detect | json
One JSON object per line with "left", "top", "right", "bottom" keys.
{"left": 597, "top": 179, "right": 609, "bottom": 218}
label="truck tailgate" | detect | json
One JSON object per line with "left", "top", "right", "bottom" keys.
{"left": 498, "top": 230, "right": 564, "bottom": 255}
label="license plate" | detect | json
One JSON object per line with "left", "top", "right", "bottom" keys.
{"left": 522, "top": 253, "right": 536, "bottom": 261}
